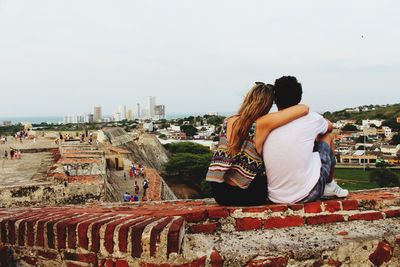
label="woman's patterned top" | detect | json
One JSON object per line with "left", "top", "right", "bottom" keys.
{"left": 206, "top": 117, "right": 265, "bottom": 189}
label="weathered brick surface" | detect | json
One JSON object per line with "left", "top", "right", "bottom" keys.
{"left": 0, "top": 188, "right": 400, "bottom": 266}
{"left": 264, "top": 216, "right": 304, "bottom": 229}
{"left": 369, "top": 240, "right": 394, "bottom": 266}
{"left": 236, "top": 218, "right": 263, "bottom": 231}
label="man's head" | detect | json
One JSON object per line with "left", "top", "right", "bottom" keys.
{"left": 274, "top": 76, "right": 302, "bottom": 110}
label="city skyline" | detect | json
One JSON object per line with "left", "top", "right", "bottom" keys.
{"left": 0, "top": 1, "right": 399, "bottom": 117}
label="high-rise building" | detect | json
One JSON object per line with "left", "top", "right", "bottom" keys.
{"left": 94, "top": 106, "right": 102, "bottom": 122}
{"left": 148, "top": 96, "right": 156, "bottom": 119}
{"left": 118, "top": 105, "right": 127, "bottom": 120}
{"left": 137, "top": 103, "right": 141, "bottom": 119}
{"left": 127, "top": 109, "right": 133, "bottom": 121}
{"left": 154, "top": 105, "right": 166, "bottom": 120}
{"left": 85, "top": 114, "right": 94, "bottom": 123}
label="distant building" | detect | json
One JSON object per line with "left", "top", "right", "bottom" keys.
{"left": 143, "top": 122, "right": 154, "bottom": 132}
{"left": 381, "top": 145, "right": 400, "bottom": 156}
{"left": 94, "top": 106, "right": 102, "bottom": 122}
{"left": 2, "top": 121, "right": 12, "bottom": 126}
{"left": 127, "top": 109, "right": 133, "bottom": 121}
{"left": 382, "top": 126, "right": 392, "bottom": 138}
{"left": 148, "top": 96, "right": 156, "bottom": 119}
{"left": 154, "top": 105, "right": 166, "bottom": 120}
{"left": 345, "top": 108, "right": 360, "bottom": 113}
{"left": 397, "top": 117, "right": 400, "bottom": 124}
{"left": 362, "top": 119, "right": 384, "bottom": 128}
{"left": 137, "top": 103, "right": 141, "bottom": 119}
{"left": 118, "top": 105, "right": 127, "bottom": 120}
{"left": 363, "top": 127, "right": 377, "bottom": 136}
{"left": 85, "top": 114, "right": 94, "bottom": 123}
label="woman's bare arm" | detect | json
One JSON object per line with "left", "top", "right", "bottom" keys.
{"left": 255, "top": 104, "right": 309, "bottom": 153}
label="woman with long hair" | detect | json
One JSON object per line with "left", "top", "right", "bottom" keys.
{"left": 206, "top": 82, "right": 309, "bottom": 206}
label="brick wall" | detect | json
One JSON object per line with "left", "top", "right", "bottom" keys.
{"left": 1, "top": 188, "right": 400, "bottom": 266}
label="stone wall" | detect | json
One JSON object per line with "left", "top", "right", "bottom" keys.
{"left": 1, "top": 188, "right": 400, "bottom": 266}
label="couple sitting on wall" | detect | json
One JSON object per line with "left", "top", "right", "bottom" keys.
{"left": 206, "top": 76, "right": 348, "bottom": 206}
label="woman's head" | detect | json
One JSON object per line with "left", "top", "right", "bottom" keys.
{"left": 228, "top": 82, "right": 274, "bottom": 154}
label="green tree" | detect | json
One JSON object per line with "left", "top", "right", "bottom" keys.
{"left": 391, "top": 134, "right": 400, "bottom": 145}
{"left": 164, "top": 142, "right": 210, "bottom": 154}
{"left": 164, "top": 152, "right": 212, "bottom": 187}
{"left": 342, "top": 124, "right": 358, "bottom": 131}
{"left": 181, "top": 125, "right": 198, "bottom": 137}
{"left": 369, "top": 167, "right": 399, "bottom": 187}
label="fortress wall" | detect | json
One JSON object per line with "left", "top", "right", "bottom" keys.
{"left": 0, "top": 188, "right": 400, "bottom": 266}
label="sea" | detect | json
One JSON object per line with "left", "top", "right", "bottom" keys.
{"left": 0, "top": 112, "right": 232, "bottom": 125}
{"left": 0, "top": 116, "right": 63, "bottom": 125}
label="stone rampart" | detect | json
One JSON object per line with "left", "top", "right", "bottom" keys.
{"left": 1, "top": 188, "right": 400, "bottom": 266}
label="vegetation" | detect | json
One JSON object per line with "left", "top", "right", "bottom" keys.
{"left": 342, "top": 124, "right": 358, "bottom": 131}
{"left": 335, "top": 168, "right": 400, "bottom": 191}
{"left": 369, "top": 165, "right": 400, "bottom": 187}
{"left": 180, "top": 125, "right": 198, "bottom": 137}
{"left": 163, "top": 142, "right": 213, "bottom": 197}
{"left": 323, "top": 103, "right": 400, "bottom": 130}
{"left": 0, "top": 124, "right": 23, "bottom": 136}
{"left": 391, "top": 134, "right": 400, "bottom": 145}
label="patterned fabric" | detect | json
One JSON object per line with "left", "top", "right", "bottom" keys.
{"left": 206, "top": 117, "right": 265, "bottom": 189}
{"left": 299, "top": 141, "right": 336, "bottom": 203}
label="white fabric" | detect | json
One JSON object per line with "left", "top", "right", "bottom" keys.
{"left": 263, "top": 111, "right": 328, "bottom": 204}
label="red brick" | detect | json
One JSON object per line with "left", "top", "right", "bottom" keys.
{"left": 77, "top": 215, "right": 113, "bottom": 250}
{"left": 323, "top": 200, "right": 341, "bottom": 213}
{"left": 167, "top": 217, "right": 185, "bottom": 256}
{"left": 64, "top": 252, "right": 97, "bottom": 264}
{"left": 103, "top": 215, "right": 139, "bottom": 254}
{"left": 337, "top": 231, "right": 349, "bottom": 236}
{"left": 67, "top": 214, "right": 98, "bottom": 249}
{"left": 304, "top": 202, "right": 323, "bottom": 213}
{"left": 327, "top": 257, "right": 342, "bottom": 267}
{"left": 150, "top": 217, "right": 173, "bottom": 256}
{"left": 207, "top": 207, "right": 229, "bottom": 219}
{"left": 115, "top": 260, "right": 129, "bottom": 267}
{"left": 189, "top": 223, "right": 218, "bottom": 234}
{"left": 67, "top": 263, "right": 87, "bottom": 267}
{"left": 369, "top": 240, "right": 393, "bottom": 266}
{"left": 210, "top": 250, "right": 223, "bottom": 267}
{"left": 264, "top": 216, "right": 304, "bottom": 229}
{"left": 7, "top": 219, "right": 17, "bottom": 245}
{"left": 288, "top": 204, "right": 304, "bottom": 211}
{"left": 236, "top": 218, "right": 263, "bottom": 231}
{"left": 140, "top": 256, "right": 206, "bottom": 267}
{"left": 37, "top": 250, "right": 58, "bottom": 260}
{"left": 183, "top": 210, "right": 207, "bottom": 222}
{"left": 47, "top": 216, "right": 72, "bottom": 249}
{"left": 90, "top": 216, "right": 120, "bottom": 252}
{"left": 131, "top": 217, "right": 159, "bottom": 258}
{"left": 384, "top": 209, "right": 400, "bottom": 218}
{"left": 21, "top": 256, "right": 38, "bottom": 266}
{"left": 306, "top": 215, "right": 345, "bottom": 225}
{"left": 341, "top": 200, "right": 359, "bottom": 211}
{"left": 17, "top": 220, "right": 26, "bottom": 246}
{"left": 0, "top": 221, "right": 7, "bottom": 243}
{"left": 242, "top": 207, "right": 270, "bottom": 213}
{"left": 246, "top": 256, "right": 288, "bottom": 267}
{"left": 118, "top": 217, "right": 148, "bottom": 253}
{"left": 269, "top": 205, "right": 289, "bottom": 212}
{"left": 349, "top": 212, "right": 383, "bottom": 221}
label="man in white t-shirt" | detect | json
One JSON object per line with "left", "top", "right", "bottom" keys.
{"left": 263, "top": 76, "right": 348, "bottom": 204}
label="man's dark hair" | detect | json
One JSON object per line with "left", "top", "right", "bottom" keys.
{"left": 274, "top": 76, "right": 303, "bottom": 109}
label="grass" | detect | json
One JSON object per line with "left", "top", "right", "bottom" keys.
{"left": 334, "top": 168, "right": 400, "bottom": 191}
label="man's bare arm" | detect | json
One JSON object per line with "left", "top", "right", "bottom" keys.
{"left": 326, "top": 119, "right": 333, "bottom": 133}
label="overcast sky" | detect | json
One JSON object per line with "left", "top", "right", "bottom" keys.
{"left": 0, "top": 0, "right": 399, "bottom": 117}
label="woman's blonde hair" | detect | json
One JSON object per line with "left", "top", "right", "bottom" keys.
{"left": 228, "top": 82, "right": 274, "bottom": 155}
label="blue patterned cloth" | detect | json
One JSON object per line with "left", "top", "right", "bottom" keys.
{"left": 299, "top": 141, "right": 336, "bottom": 203}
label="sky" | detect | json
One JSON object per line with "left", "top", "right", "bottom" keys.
{"left": 0, "top": 0, "right": 399, "bottom": 117}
